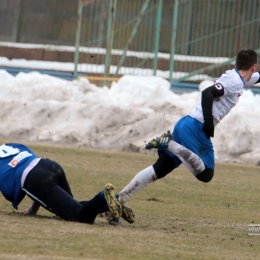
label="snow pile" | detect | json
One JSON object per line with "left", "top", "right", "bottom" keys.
{"left": 0, "top": 70, "right": 259, "bottom": 166}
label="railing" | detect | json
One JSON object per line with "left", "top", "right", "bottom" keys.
{"left": 0, "top": 67, "right": 85, "bottom": 81}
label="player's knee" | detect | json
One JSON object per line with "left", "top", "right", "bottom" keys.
{"left": 196, "top": 168, "right": 214, "bottom": 183}
{"left": 153, "top": 153, "right": 176, "bottom": 179}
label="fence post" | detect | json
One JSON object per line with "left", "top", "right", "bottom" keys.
{"left": 74, "top": 0, "right": 83, "bottom": 78}
{"left": 104, "top": 0, "right": 117, "bottom": 81}
{"left": 153, "top": 0, "right": 163, "bottom": 76}
{"left": 169, "top": 0, "right": 179, "bottom": 81}
{"left": 13, "top": 0, "right": 22, "bottom": 42}
{"left": 115, "top": 0, "right": 150, "bottom": 76}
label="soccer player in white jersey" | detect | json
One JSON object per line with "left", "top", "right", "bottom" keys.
{"left": 0, "top": 143, "right": 135, "bottom": 224}
{"left": 118, "top": 49, "right": 259, "bottom": 206}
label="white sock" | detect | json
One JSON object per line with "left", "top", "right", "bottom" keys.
{"left": 167, "top": 140, "right": 205, "bottom": 176}
{"left": 118, "top": 166, "right": 157, "bottom": 204}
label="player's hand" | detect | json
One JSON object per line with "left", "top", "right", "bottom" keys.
{"left": 21, "top": 208, "right": 31, "bottom": 215}
{"left": 202, "top": 119, "right": 214, "bottom": 138}
{"left": 21, "top": 202, "right": 40, "bottom": 215}
{"left": 21, "top": 208, "right": 38, "bottom": 215}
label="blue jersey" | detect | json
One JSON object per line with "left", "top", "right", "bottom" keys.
{"left": 0, "top": 143, "right": 38, "bottom": 209}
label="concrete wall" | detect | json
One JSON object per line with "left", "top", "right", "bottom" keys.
{"left": 0, "top": 0, "right": 78, "bottom": 45}
{"left": 0, "top": 0, "right": 259, "bottom": 57}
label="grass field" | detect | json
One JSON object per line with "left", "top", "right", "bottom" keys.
{"left": 0, "top": 142, "right": 260, "bottom": 260}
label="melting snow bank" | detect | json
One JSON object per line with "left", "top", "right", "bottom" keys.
{"left": 0, "top": 70, "right": 259, "bottom": 166}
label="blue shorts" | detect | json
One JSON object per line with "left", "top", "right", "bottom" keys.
{"left": 159, "top": 116, "right": 215, "bottom": 170}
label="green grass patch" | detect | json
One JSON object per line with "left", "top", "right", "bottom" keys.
{"left": 0, "top": 141, "right": 260, "bottom": 259}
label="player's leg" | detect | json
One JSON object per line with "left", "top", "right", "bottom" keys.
{"left": 99, "top": 192, "right": 135, "bottom": 224}
{"left": 172, "top": 116, "right": 214, "bottom": 182}
{"left": 153, "top": 143, "right": 214, "bottom": 182}
{"left": 166, "top": 137, "right": 206, "bottom": 175}
{"left": 119, "top": 116, "right": 214, "bottom": 204}
{"left": 166, "top": 140, "right": 214, "bottom": 182}
{"left": 23, "top": 159, "right": 73, "bottom": 216}
{"left": 118, "top": 152, "right": 179, "bottom": 204}
{"left": 153, "top": 152, "right": 178, "bottom": 179}
{"left": 146, "top": 116, "right": 214, "bottom": 182}
{"left": 49, "top": 159, "right": 73, "bottom": 197}
{"left": 79, "top": 183, "right": 122, "bottom": 223}
{"left": 196, "top": 168, "right": 214, "bottom": 183}
{"left": 23, "top": 159, "right": 121, "bottom": 223}
{"left": 118, "top": 165, "right": 156, "bottom": 204}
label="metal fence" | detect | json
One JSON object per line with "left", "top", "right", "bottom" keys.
{"left": 74, "top": 0, "right": 260, "bottom": 84}
{"left": 1, "top": 0, "right": 260, "bottom": 86}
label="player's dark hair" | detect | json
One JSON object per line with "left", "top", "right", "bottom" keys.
{"left": 236, "top": 49, "right": 257, "bottom": 70}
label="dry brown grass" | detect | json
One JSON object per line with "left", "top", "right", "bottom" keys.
{"left": 0, "top": 141, "right": 260, "bottom": 259}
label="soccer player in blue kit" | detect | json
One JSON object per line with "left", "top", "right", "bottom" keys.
{"left": 0, "top": 143, "right": 130, "bottom": 224}
{"left": 117, "top": 49, "right": 260, "bottom": 206}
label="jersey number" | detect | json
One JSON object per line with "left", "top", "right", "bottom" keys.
{"left": 0, "top": 145, "right": 20, "bottom": 158}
